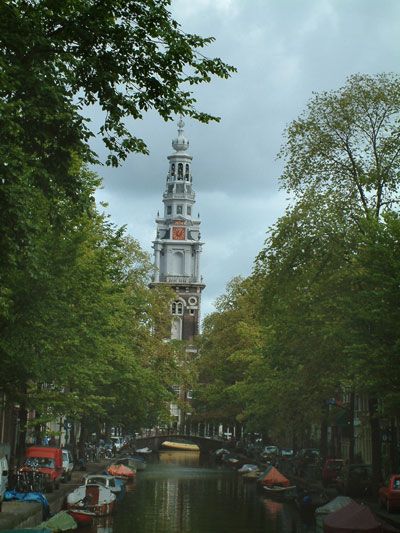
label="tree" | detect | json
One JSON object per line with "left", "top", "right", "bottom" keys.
{"left": 273, "top": 72, "right": 400, "bottom": 480}
{"left": 279, "top": 73, "right": 400, "bottom": 220}
{"left": 193, "top": 277, "right": 264, "bottom": 434}
{"left": 0, "top": 0, "right": 235, "bottom": 166}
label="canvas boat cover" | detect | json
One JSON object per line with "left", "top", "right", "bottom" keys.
{"left": 323, "top": 500, "right": 381, "bottom": 532}
{"left": 315, "top": 497, "right": 353, "bottom": 533}
{"left": 107, "top": 463, "right": 135, "bottom": 478}
{"left": 259, "top": 466, "right": 290, "bottom": 487}
{"left": 37, "top": 510, "right": 77, "bottom": 531}
{"left": 316, "top": 496, "right": 353, "bottom": 517}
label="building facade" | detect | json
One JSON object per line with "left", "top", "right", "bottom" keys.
{"left": 150, "top": 118, "right": 205, "bottom": 342}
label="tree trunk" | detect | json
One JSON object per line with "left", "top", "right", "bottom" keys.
{"left": 320, "top": 406, "right": 328, "bottom": 460}
{"left": 348, "top": 392, "right": 355, "bottom": 464}
{"left": 368, "top": 397, "right": 382, "bottom": 494}
{"left": 16, "top": 404, "right": 27, "bottom": 466}
{"left": 69, "top": 421, "right": 76, "bottom": 459}
{"left": 389, "top": 417, "right": 398, "bottom": 473}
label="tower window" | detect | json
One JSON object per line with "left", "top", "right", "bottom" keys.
{"left": 187, "top": 206, "right": 192, "bottom": 216}
{"left": 178, "top": 163, "right": 183, "bottom": 179}
{"left": 171, "top": 301, "right": 183, "bottom": 315}
{"left": 171, "top": 163, "right": 175, "bottom": 176}
{"left": 176, "top": 205, "right": 183, "bottom": 214}
{"left": 185, "top": 164, "right": 190, "bottom": 180}
{"left": 167, "top": 206, "right": 172, "bottom": 215}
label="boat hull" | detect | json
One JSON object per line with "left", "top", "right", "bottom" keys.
{"left": 67, "top": 509, "right": 94, "bottom": 525}
{"left": 262, "top": 485, "right": 297, "bottom": 500}
{"left": 67, "top": 500, "right": 115, "bottom": 517}
{"left": 161, "top": 441, "right": 200, "bottom": 452}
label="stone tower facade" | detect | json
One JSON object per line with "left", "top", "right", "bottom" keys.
{"left": 150, "top": 118, "right": 205, "bottom": 342}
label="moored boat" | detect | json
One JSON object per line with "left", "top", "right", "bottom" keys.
{"left": 66, "top": 483, "right": 116, "bottom": 518}
{"left": 258, "top": 465, "right": 296, "bottom": 500}
{"left": 84, "top": 474, "right": 125, "bottom": 501}
{"left": 114, "top": 455, "right": 146, "bottom": 471}
{"left": 107, "top": 463, "right": 136, "bottom": 481}
{"left": 161, "top": 440, "right": 200, "bottom": 452}
{"left": 135, "top": 447, "right": 153, "bottom": 455}
{"left": 242, "top": 469, "right": 262, "bottom": 481}
{"left": 238, "top": 464, "right": 259, "bottom": 474}
{"left": 37, "top": 510, "right": 77, "bottom": 531}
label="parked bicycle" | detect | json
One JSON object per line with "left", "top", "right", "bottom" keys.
{"left": 17, "top": 459, "right": 45, "bottom": 493}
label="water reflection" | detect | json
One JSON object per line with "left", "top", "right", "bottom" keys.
{"left": 159, "top": 451, "right": 200, "bottom": 466}
{"left": 81, "top": 452, "right": 309, "bottom": 533}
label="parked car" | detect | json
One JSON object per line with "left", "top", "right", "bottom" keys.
{"left": 337, "top": 464, "right": 374, "bottom": 497}
{"left": 379, "top": 475, "right": 400, "bottom": 512}
{"left": 62, "top": 449, "right": 74, "bottom": 481}
{"left": 322, "top": 458, "right": 344, "bottom": 486}
{"left": 0, "top": 455, "right": 8, "bottom": 511}
{"left": 297, "top": 448, "right": 320, "bottom": 460}
{"left": 21, "top": 446, "right": 63, "bottom": 492}
{"left": 261, "top": 445, "right": 279, "bottom": 460}
{"left": 280, "top": 448, "right": 294, "bottom": 459}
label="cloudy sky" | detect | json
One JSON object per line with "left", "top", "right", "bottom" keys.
{"left": 94, "top": 0, "right": 400, "bottom": 319}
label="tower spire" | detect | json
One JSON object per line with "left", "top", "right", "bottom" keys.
{"left": 177, "top": 115, "right": 185, "bottom": 136}
{"left": 172, "top": 115, "right": 189, "bottom": 153}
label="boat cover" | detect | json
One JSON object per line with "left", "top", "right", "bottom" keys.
{"left": 107, "top": 464, "right": 135, "bottom": 478}
{"left": 37, "top": 510, "right": 77, "bottom": 531}
{"left": 323, "top": 500, "right": 381, "bottom": 532}
{"left": 0, "top": 530, "right": 51, "bottom": 533}
{"left": 315, "top": 497, "right": 353, "bottom": 533}
{"left": 4, "top": 489, "right": 50, "bottom": 517}
{"left": 259, "top": 466, "right": 290, "bottom": 487}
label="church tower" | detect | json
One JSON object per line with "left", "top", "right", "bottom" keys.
{"left": 150, "top": 118, "right": 205, "bottom": 342}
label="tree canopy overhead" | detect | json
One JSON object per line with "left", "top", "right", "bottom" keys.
{"left": 1, "top": 0, "right": 235, "bottom": 166}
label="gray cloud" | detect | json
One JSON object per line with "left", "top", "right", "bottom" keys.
{"left": 94, "top": 0, "right": 400, "bottom": 318}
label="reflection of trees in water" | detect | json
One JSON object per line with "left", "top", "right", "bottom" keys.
{"left": 111, "top": 455, "right": 305, "bottom": 533}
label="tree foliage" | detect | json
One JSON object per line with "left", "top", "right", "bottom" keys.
{"left": 197, "top": 73, "right": 400, "bottom": 458}
{"left": 279, "top": 73, "right": 400, "bottom": 219}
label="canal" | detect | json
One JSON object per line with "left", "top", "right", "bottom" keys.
{"left": 83, "top": 451, "right": 315, "bottom": 533}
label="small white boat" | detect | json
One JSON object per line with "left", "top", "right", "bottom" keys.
{"left": 238, "top": 464, "right": 259, "bottom": 474}
{"left": 84, "top": 474, "right": 124, "bottom": 499}
{"left": 136, "top": 447, "right": 153, "bottom": 455}
{"left": 67, "top": 483, "right": 116, "bottom": 517}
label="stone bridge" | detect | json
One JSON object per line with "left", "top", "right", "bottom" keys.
{"left": 135, "top": 433, "right": 228, "bottom": 453}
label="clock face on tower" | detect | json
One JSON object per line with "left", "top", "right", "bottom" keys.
{"left": 172, "top": 226, "right": 185, "bottom": 240}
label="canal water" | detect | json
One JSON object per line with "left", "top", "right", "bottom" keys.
{"left": 83, "top": 451, "right": 315, "bottom": 533}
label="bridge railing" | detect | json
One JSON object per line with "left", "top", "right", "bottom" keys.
{"left": 137, "top": 426, "right": 224, "bottom": 440}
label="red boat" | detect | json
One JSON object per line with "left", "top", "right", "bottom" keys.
{"left": 258, "top": 465, "right": 296, "bottom": 500}
{"left": 67, "top": 509, "right": 94, "bottom": 526}
{"left": 107, "top": 463, "right": 136, "bottom": 481}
